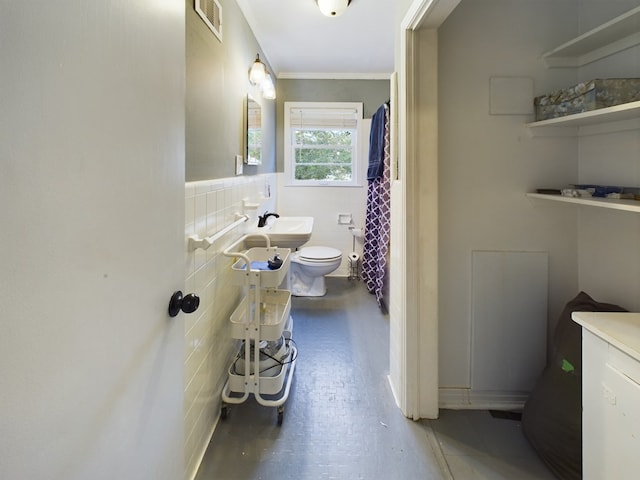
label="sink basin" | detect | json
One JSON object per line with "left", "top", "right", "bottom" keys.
{"left": 246, "top": 216, "right": 313, "bottom": 249}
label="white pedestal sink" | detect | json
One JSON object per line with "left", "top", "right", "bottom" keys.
{"left": 245, "top": 217, "right": 313, "bottom": 249}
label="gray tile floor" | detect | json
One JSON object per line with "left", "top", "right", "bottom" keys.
{"left": 195, "top": 277, "right": 555, "bottom": 480}
{"left": 428, "top": 410, "right": 556, "bottom": 480}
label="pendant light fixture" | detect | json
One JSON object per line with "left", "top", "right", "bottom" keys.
{"left": 316, "top": 0, "right": 351, "bottom": 17}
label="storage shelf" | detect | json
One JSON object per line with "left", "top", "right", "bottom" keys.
{"left": 230, "top": 246, "right": 291, "bottom": 287}
{"left": 526, "top": 100, "right": 640, "bottom": 129}
{"left": 526, "top": 193, "right": 640, "bottom": 213}
{"left": 229, "top": 290, "right": 291, "bottom": 341}
{"left": 227, "top": 352, "right": 289, "bottom": 395}
{"left": 542, "top": 5, "right": 640, "bottom": 67}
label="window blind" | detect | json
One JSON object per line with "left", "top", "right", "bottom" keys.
{"left": 288, "top": 107, "right": 359, "bottom": 129}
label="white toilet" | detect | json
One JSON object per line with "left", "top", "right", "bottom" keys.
{"left": 290, "top": 246, "right": 342, "bottom": 297}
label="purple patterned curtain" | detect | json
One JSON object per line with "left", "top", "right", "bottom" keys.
{"left": 362, "top": 103, "right": 391, "bottom": 308}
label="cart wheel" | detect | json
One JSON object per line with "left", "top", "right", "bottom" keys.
{"left": 221, "top": 404, "right": 229, "bottom": 420}
{"left": 277, "top": 406, "right": 284, "bottom": 425}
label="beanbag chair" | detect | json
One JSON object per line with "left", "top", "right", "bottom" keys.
{"left": 522, "top": 291, "right": 626, "bottom": 479}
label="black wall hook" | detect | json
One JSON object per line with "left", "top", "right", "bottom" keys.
{"left": 168, "top": 291, "right": 200, "bottom": 317}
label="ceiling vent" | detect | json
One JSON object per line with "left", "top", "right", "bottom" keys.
{"left": 195, "top": 0, "right": 222, "bottom": 42}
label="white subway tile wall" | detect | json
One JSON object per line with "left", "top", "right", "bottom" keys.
{"left": 183, "top": 174, "right": 276, "bottom": 480}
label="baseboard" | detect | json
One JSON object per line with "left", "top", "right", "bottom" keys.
{"left": 187, "top": 417, "right": 218, "bottom": 480}
{"left": 387, "top": 374, "right": 401, "bottom": 410}
{"left": 438, "top": 388, "right": 527, "bottom": 411}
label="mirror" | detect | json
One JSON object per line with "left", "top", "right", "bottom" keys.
{"left": 246, "top": 95, "right": 262, "bottom": 165}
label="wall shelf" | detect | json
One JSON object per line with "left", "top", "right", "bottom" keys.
{"left": 527, "top": 100, "right": 640, "bottom": 129}
{"left": 542, "top": 5, "right": 640, "bottom": 68}
{"left": 526, "top": 193, "right": 640, "bottom": 213}
{"left": 530, "top": 5, "right": 640, "bottom": 132}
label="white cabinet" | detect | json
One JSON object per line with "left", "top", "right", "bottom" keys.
{"left": 573, "top": 312, "right": 640, "bottom": 480}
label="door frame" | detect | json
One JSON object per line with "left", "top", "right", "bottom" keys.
{"left": 394, "top": 0, "right": 460, "bottom": 420}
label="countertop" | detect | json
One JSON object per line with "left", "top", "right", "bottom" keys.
{"left": 573, "top": 312, "right": 640, "bottom": 362}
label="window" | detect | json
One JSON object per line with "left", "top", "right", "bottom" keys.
{"left": 284, "top": 102, "right": 363, "bottom": 186}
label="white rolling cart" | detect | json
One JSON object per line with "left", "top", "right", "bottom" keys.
{"left": 221, "top": 234, "right": 297, "bottom": 425}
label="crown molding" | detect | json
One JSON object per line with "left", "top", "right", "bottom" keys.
{"left": 276, "top": 72, "right": 393, "bottom": 80}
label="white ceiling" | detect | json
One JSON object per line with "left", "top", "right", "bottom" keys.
{"left": 235, "top": 0, "right": 395, "bottom": 79}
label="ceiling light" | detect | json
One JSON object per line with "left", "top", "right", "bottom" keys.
{"left": 316, "top": 0, "right": 351, "bottom": 17}
{"left": 248, "top": 54, "right": 267, "bottom": 86}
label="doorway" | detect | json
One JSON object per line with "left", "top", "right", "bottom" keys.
{"left": 390, "top": 0, "right": 461, "bottom": 420}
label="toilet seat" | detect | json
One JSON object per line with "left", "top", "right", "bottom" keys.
{"left": 298, "top": 246, "right": 342, "bottom": 263}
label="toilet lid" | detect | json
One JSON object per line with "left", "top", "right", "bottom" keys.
{"left": 299, "top": 246, "right": 342, "bottom": 261}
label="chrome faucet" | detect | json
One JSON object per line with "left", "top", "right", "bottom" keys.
{"left": 257, "top": 211, "right": 279, "bottom": 227}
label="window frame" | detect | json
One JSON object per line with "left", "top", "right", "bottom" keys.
{"left": 284, "top": 101, "right": 364, "bottom": 187}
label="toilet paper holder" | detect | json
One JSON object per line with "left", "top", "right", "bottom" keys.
{"left": 348, "top": 252, "right": 360, "bottom": 281}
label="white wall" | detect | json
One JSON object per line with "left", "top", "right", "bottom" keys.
{"left": 436, "top": 0, "right": 584, "bottom": 402}
{"left": 276, "top": 181, "right": 368, "bottom": 277}
{"left": 434, "top": 0, "right": 640, "bottom": 408}
{"left": 275, "top": 122, "right": 371, "bottom": 277}
{"left": 576, "top": 3, "right": 640, "bottom": 312}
